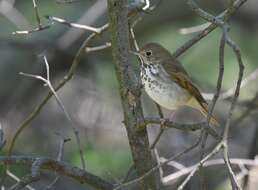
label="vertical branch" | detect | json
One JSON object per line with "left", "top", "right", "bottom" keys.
{"left": 32, "top": 0, "right": 42, "bottom": 29}
{"left": 150, "top": 104, "right": 165, "bottom": 149}
{"left": 107, "top": 0, "right": 156, "bottom": 189}
{"left": 0, "top": 123, "right": 5, "bottom": 150}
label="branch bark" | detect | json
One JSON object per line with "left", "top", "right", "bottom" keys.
{"left": 144, "top": 118, "right": 220, "bottom": 140}
{"left": 0, "top": 156, "right": 113, "bottom": 190}
{"left": 107, "top": 0, "right": 156, "bottom": 189}
{"left": 172, "top": 0, "right": 247, "bottom": 58}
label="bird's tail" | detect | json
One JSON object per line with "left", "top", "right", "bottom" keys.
{"left": 187, "top": 97, "right": 219, "bottom": 127}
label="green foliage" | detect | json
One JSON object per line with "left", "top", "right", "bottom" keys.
{"left": 71, "top": 144, "right": 132, "bottom": 178}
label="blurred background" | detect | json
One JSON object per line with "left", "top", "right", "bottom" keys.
{"left": 0, "top": 0, "right": 258, "bottom": 189}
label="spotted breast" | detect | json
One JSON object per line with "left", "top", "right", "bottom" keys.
{"left": 141, "top": 63, "right": 191, "bottom": 110}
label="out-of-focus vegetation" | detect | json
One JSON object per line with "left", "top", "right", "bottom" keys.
{"left": 1, "top": 0, "right": 258, "bottom": 189}
{"left": 72, "top": 144, "right": 132, "bottom": 178}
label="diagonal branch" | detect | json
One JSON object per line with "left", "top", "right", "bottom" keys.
{"left": 46, "top": 16, "right": 107, "bottom": 34}
{"left": 19, "top": 55, "right": 86, "bottom": 170}
{"left": 113, "top": 135, "right": 203, "bottom": 190}
{"left": 172, "top": 0, "right": 247, "bottom": 58}
{"left": 6, "top": 23, "right": 109, "bottom": 170}
{"left": 12, "top": 0, "right": 51, "bottom": 35}
{"left": 6, "top": 170, "right": 36, "bottom": 190}
{"left": 0, "top": 156, "right": 114, "bottom": 190}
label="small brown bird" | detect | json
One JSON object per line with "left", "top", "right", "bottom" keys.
{"left": 134, "top": 43, "right": 218, "bottom": 126}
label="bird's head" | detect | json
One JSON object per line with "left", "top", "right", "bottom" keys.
{"left": 132, "top": 43, "right": 172, "bottom": 65}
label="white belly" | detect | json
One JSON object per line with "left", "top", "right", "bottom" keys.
{"left": 141, "top": 70, "right": 191, "bottom": 110}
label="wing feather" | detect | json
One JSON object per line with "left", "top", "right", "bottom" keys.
{"left": 162, "top": 59, "right": 209, "bottom": 112}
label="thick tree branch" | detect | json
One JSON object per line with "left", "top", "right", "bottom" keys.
{"left": 107, "top": 0, "right": 156, "bottom": 189}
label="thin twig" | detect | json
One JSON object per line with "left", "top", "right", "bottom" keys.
{"left": 172, "top": 0, "right": 248, "bottom": 58}
{"left": 0, "top": 156, "right": 114, "bottom": 190}
{"left": 44, "top": 133, "right": 71, "bottom": 190}
{"left": 218, "top": 68, "right": 258, "bottom": 100}
{"left": 46, "top": 16, "right": 108, "bottom": 34}
{"left": 85, "top": 42, "right": 111, "bottom": 53}
{"left": 177, "top": 142, "right": 223, "bottom": 190}
{"left": 161, "top": 158, "right": 258, "bottom": 186}
{"left": 220, "top": 36, "right": 244, "bottom": 190}
{"left": 179, "top": 22, "right": 210, "bottom": 35}
{"left": 144, "top": 118, "right": 220, "bottom": 140}
{"left": 32, "top": 0, "right": 42, "bottom": 28}
{"left": 198, "top": 22, "right": 226, "bottom": 190}
{"left": 154, "top": 149, "right": 164, "bottom": 182}
{"left": 12, "top": 0, "right": 51, "bottom": 35}
{"left": 203, "top": 67, "right": 258, "bottom": 100}
{"left": 112, "top": 135, "right": 202, "bottom": 190}
{"left": 12, "top": 25, "right": 51, "bottom": 35}
{"left": 150, "top": 103, "right": 165, "bottom": 149}
{"left": 233, "top": 92, "right": 258, "bottom": 126}
{"left": 178, "top": 1, "right": 245, "bottom": 189}
{"left": 5, "top": 23, "right": 109, "bottom": 179}
{"left": 9, "top": 158, "right": 44, "bottom": 190}
{"left": 56, "top": 0, "right": 81, "bottom": 3}
{"left": 0, "top": 122, "right": 5, "bottom": 150}
{"left": 119, "top": 0, "right": 246, "bottom": 188}
{"left": 6, "top": 170, "right": 36, "bottom": 190}
{"left": 19, "top": 55, "right": 86, "bottom": 170}
{"left": 122, "top": 165, "right": 135, "bottom": 183}
{"left": 142, "top": 0, "right": 150, "bottom": 10}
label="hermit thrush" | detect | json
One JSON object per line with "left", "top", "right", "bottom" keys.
{"left": 133, "top": 43, "right": 218, "bottom": 126}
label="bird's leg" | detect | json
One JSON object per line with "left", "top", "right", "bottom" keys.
{"left": 159, "top": 111, "right": 176, "bottom": 129}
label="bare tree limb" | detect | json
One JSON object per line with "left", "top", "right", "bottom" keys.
{"left": 161, "top": 158, "right": 258, "bottom": 186}
{"left": 233, "top": 92, "right": 258, "bottom": 126}
{"left": 144, "top": 118, "right": 220, "bottom": 139}
{"left": 46, "top": 16, "right": 107, "bottom": 34}
{"left": 5, "top": 23, "right": 109, "bottom": 177}
{"left": 107, "top": 0, "right": 156, "bottom": 189}
{"left": 177, "top": 142, "right": 223, "bottom": 190}
{"left": 149, "top": 104, "right": 165, "bottom": 149}
{"left": 180, "top": 1, "right": 245, "bottom": 189}
{"left": 113, "top": 135, "right": 202, "bottom": 190}
{"left": 12, "top": 0, "right": 51, "bottom": 35}
{"left": 0, "top": 156, "right": 114, "bottom": 190}
{"left": 179, "top": 22, "right": 210, "bottom": 35}
{"left": 19, "top": 55, "right": 86, "bottom": 170}
{"left": 6, "top": 170, "right": 36, "bottom": 190}
{"left": 221, "top": 36, "right": 244, "bottom": 190}
{"left": 172, "top": 0, "right": 247, "bottom": 58}
{"left": 203, "top": 67, "right": 258, "bottom": 101}
{"left": 85, "top": 42, "right": 111, "bottom": 53}
{"left": 0, "top": 123, "right": 5, "bottom": 150}
{"left": 44, "top": 134, "right": 71, "bottom": 190}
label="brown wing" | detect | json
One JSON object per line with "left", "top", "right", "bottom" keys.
{"left": 162, "top": 59, "right": 209, "bottom": 112}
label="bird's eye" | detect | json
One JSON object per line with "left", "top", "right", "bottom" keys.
{"left": 145, "top": 50, "right": 152, "bottom": 56}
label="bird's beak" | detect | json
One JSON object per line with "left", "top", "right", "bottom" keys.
{"left": 130, "top": 50, "right": 144, "bottom": 65}
{"left": 130, "top": 50, "right": 141, "bottom": 57}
